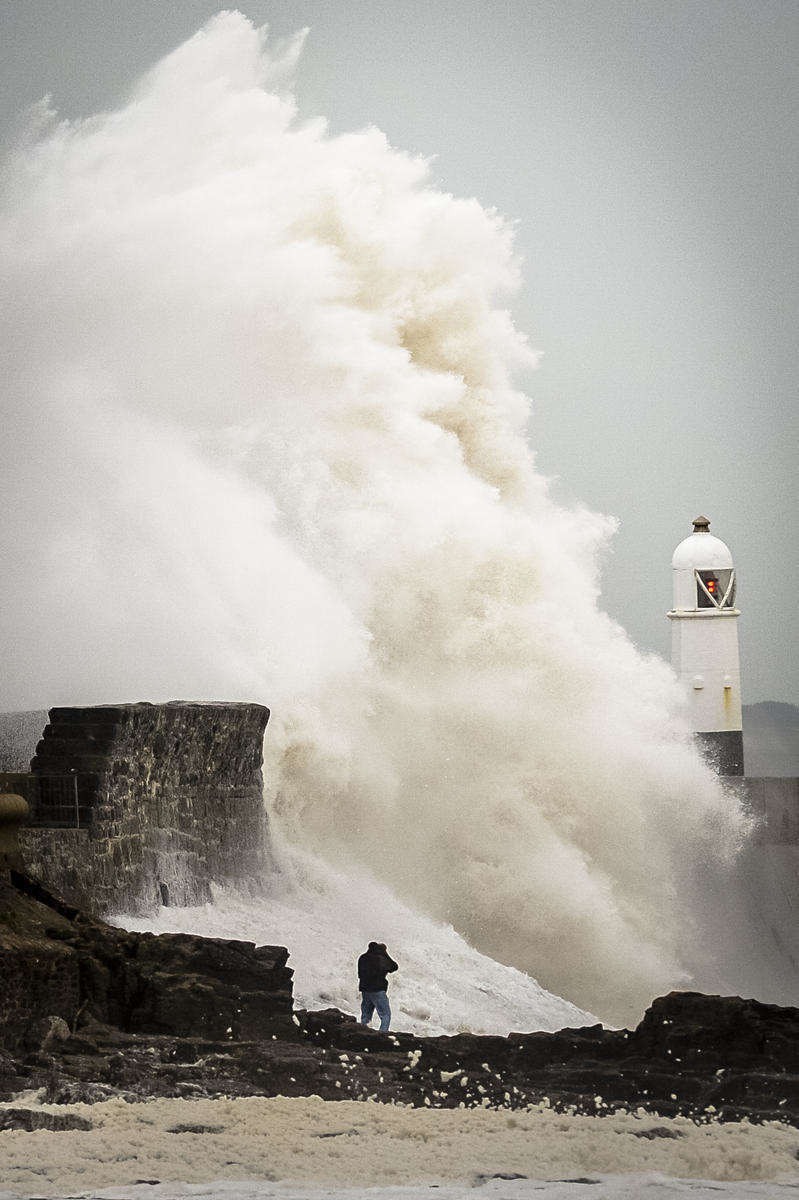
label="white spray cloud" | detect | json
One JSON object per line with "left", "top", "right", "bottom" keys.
{"left": 0, "top": 12, "right": 750, "bottom": 1023}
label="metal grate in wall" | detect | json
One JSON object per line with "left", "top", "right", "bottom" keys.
{"left": 0, "top": 772, "right": 91, "bottom": 828}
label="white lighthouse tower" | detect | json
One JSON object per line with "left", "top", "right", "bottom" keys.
{"left": 668, "top": 516, "right": 744, "bottom": 775}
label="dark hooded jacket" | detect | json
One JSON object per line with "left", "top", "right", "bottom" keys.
{"left": 357, "top": 942, "right": 398, "bottom": 993}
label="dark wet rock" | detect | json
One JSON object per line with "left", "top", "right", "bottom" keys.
{"left": 167, "top": 1123, "right": 225, "bottom": 1134}
{"left": 0, "top": 871, "right": 295, "bottom": 1054}
{"left": 4, "top": 869, "right": 799, "bottom": 1127}
{"left": 0, "top": 1107, "right": 93, "bottom": 1132}
{"left": 473, "top": 1174, "right": 528, "bottom": 1185}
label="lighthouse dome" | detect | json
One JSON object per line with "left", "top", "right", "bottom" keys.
{"left": 672, "top": 528, "right": 733, "bottom": 571}
{"left": 670, "top": 516, "right": 737, "bottom": 612}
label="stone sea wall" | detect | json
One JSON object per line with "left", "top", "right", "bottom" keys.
{"left": 17, "top": 702, "right": 270, "bottom": 917}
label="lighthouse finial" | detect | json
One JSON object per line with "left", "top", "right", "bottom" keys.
{"left": 692, "top": 515, "right": 710, "bottom": 533}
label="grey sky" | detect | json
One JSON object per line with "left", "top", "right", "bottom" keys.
{"left": 1, "top": 0, "right": 796, "bottom": 705}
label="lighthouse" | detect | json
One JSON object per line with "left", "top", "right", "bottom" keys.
{"left": 668, "top": 516, "right": 744, "bottom": 775}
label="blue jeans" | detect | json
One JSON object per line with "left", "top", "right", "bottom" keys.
{"left": 360, "top": 990, "right": 391, "bottom": 1031}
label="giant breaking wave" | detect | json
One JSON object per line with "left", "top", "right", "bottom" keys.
{"left": 0, "top": 12, "right": 750, "bottom": 1024}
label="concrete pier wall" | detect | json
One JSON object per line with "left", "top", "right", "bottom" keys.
{"left": 743, "top": 776, "right": 799, "bottom": 842}
{"left": 676, "top": 774, "right": 799, "bottom": 1009}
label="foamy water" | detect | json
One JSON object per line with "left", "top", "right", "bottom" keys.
{"left": 2, "top": 1095, "right": 799, "bottom": 1199}
{"left": 116, "top": 866, "right": 597, "bottom": 1036}
{"left": 0, "top": 10, "right": 753, "bottom": 1031}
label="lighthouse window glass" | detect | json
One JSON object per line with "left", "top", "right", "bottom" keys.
{"left": 696, "top": 569, "right": 735, "bottom": 609}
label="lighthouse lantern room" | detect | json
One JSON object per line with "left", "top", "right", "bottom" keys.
{"left": 668, "top": 516, "right": 744, "bottom": 775}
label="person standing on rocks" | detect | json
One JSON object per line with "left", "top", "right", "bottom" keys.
{"left": 357, "top": 941, "right": 398, "bottom": 1032}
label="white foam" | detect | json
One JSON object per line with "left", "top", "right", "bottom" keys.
{"left": 116, "top": 860, "right": 597, "bottom": 1036}
{"left": 2, "top": 1095, "right": 799, "bottom": 1198}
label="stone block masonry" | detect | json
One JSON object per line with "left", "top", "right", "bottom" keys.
{"left": 18, "top": 702, "right": 270, "bottom": 917}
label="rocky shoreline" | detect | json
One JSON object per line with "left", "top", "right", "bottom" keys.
{"left": 3, "top": 869, "right": 799, "bottom": 1129}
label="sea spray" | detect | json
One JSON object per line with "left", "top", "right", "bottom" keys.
{"left": 0, "top": 13, "right": 751, "bottom": 1024}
